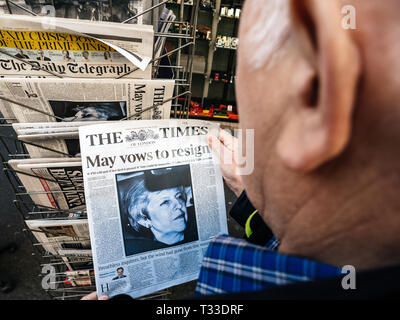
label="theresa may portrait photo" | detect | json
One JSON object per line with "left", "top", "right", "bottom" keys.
{"left": 116, "top": 165, "right": 199, "bottom": 256}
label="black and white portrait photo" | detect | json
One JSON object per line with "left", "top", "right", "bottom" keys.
{"left": 112, "top": 267, "right": 127, "bottom": 280}
{"left": 116, "top": 165, "right": 198, "bottom": 256}
{"left": 48, "top": 100, "right": 127, "bottom": 122}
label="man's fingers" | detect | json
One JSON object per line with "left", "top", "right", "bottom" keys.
{"left": 81, "top": 291, "right": 109, "bottom": 300}
{"left": 218, "top": 129, "right": 238, "bottom": 152}
{"left": 207, "top": 133, "right": 234, "bottom": 166}
{"left": 207, "top": 133, "right": 224, "bottom": 158}
{"left": 81, "top": 291, "right": 98, "bottom": 300}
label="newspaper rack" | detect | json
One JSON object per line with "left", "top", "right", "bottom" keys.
{"left": 0, "top": 0, "right": 200, "bottom": 300}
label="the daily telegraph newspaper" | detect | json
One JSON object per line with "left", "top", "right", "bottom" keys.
{"left": 0, "top": 77, "right": 175, "bottom": 123}
{"left": 25, "top": 219, "right": 90, "bottom": 256}
{"left": 8, "top": 157, "right": 84, "bottom": 210}
{"left": 0, "top": 15, "right": 154, "bottom": 78}
{"left": 79, "top": 119, "right": 228, "bottom": 298}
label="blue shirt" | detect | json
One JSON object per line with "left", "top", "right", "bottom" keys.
{"left": 195, "top": 234, "right": 342, "bottom": 296}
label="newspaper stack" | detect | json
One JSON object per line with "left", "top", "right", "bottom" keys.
{"left": 0, "top": 0, "right": 165, "bottom": 25}
{"left": 26, "top": 219, "right": 93, "bottom": 272}
{"left": 0, "top": 10, "right": 180, "bottom": 290}
{"left": 153, "top": 7, "right": 176, "bottom": 75}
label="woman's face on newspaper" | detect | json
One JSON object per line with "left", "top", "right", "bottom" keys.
{"left": 146, "top": 187, "right": 188, "bottom": 238}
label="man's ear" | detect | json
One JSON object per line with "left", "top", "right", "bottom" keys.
{"left": 277, "top": 0, "right": 361, "bottom": 171}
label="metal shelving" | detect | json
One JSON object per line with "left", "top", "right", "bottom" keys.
{"left": 0, "top": 0, "right": 200, "bottom": 299}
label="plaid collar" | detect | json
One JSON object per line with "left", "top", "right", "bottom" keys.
{"left": 195, "top": 234, "right": 342, "bottom": 296}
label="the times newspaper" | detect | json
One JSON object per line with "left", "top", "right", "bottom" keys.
{"left": 0, "top": 15, "right": 153, "bottom": 78}
{"left": 79, "top": 119, "right": 228, "bottom": 298}
{"left": 0, "top": 77, "right": 175, "bottom": 123}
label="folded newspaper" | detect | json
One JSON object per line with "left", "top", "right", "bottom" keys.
{"left": 12, "top": 119, "right": 177, "bottom": 158}
{"left": 59, "top": 248, "right": 93, "bottom": 271}
{"left": 25, "top": 218, "right": 90, "bottom": 256}
{"left": 0, "top": 15, "right": 153, "bottom": 78}
{"left": 9, "top": 157, "right": 83, "bottom": 210}
{"left": 65, "top": 269, "right": 95, "bottom": 287}
{"left": 0, "top": 77, "right": 175, "bottom": 123}
{"left": 13, "top": 121, "right": 109, "bottom": 158}
{"left": 79, "top": 119, "right": 228, "bottom": 298}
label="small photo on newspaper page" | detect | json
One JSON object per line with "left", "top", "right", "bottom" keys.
{"left": 49, "top": 101, "right": 127, "bottom": 122}
{"left": 79, "top": 119, "right": 228, "bottom": 299}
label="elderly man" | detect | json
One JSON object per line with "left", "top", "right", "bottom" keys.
{"left": 194, "top": 0, "right": 400, "bottom": 298}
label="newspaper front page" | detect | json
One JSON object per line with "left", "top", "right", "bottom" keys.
{"left": 0, "top": 15, "right": 153, "bottom": 78}
{"left": 0, "top": 77, "right": 175, "bottom": 123}
{"left": 79, "top": 119, "right": 228, "bottom": 298}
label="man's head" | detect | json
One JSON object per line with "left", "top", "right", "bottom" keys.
{"left": 236, "top": 0, "right": 400, "bottom": 269}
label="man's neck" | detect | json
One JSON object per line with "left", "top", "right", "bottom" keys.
{"left": 276, "top": 172, "right": 400, "bottom": 270}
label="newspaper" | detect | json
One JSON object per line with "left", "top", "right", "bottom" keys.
{"left": 13, "top": 121, "right": 109, "bottom": 136}
{"left": 25, "top": 218, "right": 90, "bottom": 255}
{"left": 18, "top": 133, "right": 82, "bottom": 158}
{"left": 65, "top": 269, "right": 95, "bottom": 287}
{"left": 153, "top": 7, "right": 176, "bottom": 74}
{"left": 79, "top": 119, "right": 228, "bottom": 299}
{"left": 13, "top": 121, "right": 111, "bottom": 157}
{"left": 8, "top": 157, "right": 84, "bottom": 210}
{"left": 0, "top": 77, "right": 175, "bottom": 123}
{"left": 0, "top": 0, "right": 163, "bottom": 25}
{"left": 0, "top": 15, "right": 153, "bottom": 78}
{"left": 58, "top": 249, "right": 93, "bottom": 271}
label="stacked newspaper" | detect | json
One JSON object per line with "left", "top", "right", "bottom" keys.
{"left": 13, "top": 121, "right": 109, "bottom": 158}
{"left": 1, "top": 14, "right": 176, "bottom": 265}
{"left": 26, "top": 219, "right": 90, "bottom": 257}
{"left": 0, "top": 0, "right": 165, "bottom": 25}
{"left": 0, "top": 77, "right": 175, "bottom": 124}
{"left": 153, "top": 7, "right": 176, "bottom": 74}
{"left": 9, "top": 157, "right": 84, "bottom": 210}
{"left": 0, "top": 3, "right": 219, "bottom": 299}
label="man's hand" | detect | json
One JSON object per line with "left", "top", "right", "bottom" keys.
{"left": 81, "top": 291, "right": 109, "bottom": 300}
{"left": 207, "top": 129, "right": 244, "bottom": 197}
